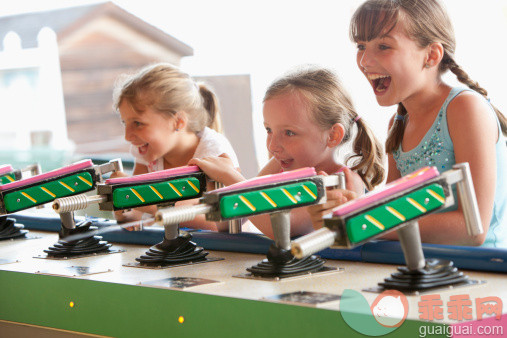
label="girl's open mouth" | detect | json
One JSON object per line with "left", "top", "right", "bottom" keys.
{"left": 368, "top": 74, "right": 391, "bottom": 94}
{"left": 138, "top": 144, "right": 148, "bottom": 155}
{"left": 279, "top": 159, "right": 294, "bottom": 169}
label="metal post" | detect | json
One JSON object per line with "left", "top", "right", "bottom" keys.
{"left": 59, "top": 211, "right": 76, "bottom": 230}
{"left": 270, "top": 211, "right": 291, "bottom": 251}
{"left": 164, "top": 223, "right": 179, "bottom": 241}
{"left": 453, "top": 163, "right": 483, "bottom": 236}
{"left": 397, "top": 220, "right": 426, "bottom": 270}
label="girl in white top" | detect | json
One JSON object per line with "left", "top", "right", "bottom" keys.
{"left": 111, "top": 63, "right": 239, "bottom": 230}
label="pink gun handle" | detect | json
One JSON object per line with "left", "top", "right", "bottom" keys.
{"left": 332, "top": 166, "right": 439, "bottom": 216}
{"left": 213, "top": 167, "right": 317, "bottom": 193}
{"left": 105, "top": 165, "right": 201, "bottom": 185}
{"left": 0, "top": 165, "right": 14, "bottom": 176}
{"left": 0, "top": 160, "right": 94, "bottom": 192}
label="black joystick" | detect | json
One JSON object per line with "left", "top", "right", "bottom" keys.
{"left": 44, "top": 219, "right": 112, "bottom": 257}
{"left": 379, "top": 258, "right": 469, "bottom": 291}
{"left": 0, "top": 216, "right": 28, "bottom": 240}
{"left": 136, "top": 232, "right": 208, "bottom": 266}
{"left": 247, "top": 243, "right": 325, "bottom": 278}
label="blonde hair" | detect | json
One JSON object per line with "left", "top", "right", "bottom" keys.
{"left": 264, "top": 65, "right": 385, "bottom": 190}
{"left": 350, "top": 0, "right": 507, "bottom": 153}
{"left": 113, "top": 63, "right": 222, "bottom": 133}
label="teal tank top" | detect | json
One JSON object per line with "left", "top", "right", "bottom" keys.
{"left": 393, "top": 87, "right": 507, "bottom": 248}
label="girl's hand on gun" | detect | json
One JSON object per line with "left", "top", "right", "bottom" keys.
{"left": 308, "top": 188, "right": 357, "bottom": 229}
{"left": 188, "top": 153, "right": 244, "bottom": 186}
{"left": 340, "top": 166, "right": 366, "bottom": 197}
{"left": 109, "top": 170, "right": 128, "bottom": 179}
{"left": 307, "top": 169, "right": 359, "bottom": 229}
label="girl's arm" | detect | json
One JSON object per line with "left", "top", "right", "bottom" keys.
{"left": 185, "top": 153, "right": 245, "bottom": 231}
{"left": 188, "top": 153, "right": 245, "bottom": 186}
{"left": 413, "top": 93, "right": 495, "bottom": 245}
{"left": 306, "top": 167, "right": 361, "bottom": 229}
{"left": 384, "top": 94, "right": 496, "bottom": 245}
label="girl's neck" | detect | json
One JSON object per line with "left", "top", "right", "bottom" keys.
{"left": 163, "top": 130, "right": 200, "bottom": 168}
{"left": 403, "top": 81, "right": 451, "bottom": 118}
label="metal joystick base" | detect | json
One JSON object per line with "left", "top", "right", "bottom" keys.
{"left": 246, "top": 244, "right": 326, "bottom": 278}
{"left": 135, "top": 224, "right": 208, "bottom": 266}
{"left": 0, "top": 215, "right": 28, "bottom": 240}
{"left": 379, "top": 258, "right": 469, "bottom": 292}
{"left": 247, "top": 211, "right": 325, "bottom": 278}
{"left": 377, "top": 221, "right": 469, "bottom": 292}
{"left": 43, "top": 212, "right": 112, "bottom": 258}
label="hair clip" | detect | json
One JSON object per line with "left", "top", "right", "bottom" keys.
{"left": 354, "top": 115, "right": 362, "bottom": 122}
{"left": 395, "top": 114, "right": 405, "bottom": 121}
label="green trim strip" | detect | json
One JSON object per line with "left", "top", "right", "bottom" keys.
{"left": 220, "top": 181, "right": 318, "bottom": 218}
{"left": 346, "top": 183, "right": 445, "bottom": 243}
{"left": 0, "top": 174, "right": 16, "bottom": 185}
{"left": 3, "top": 172, "right": 95, "bottom": 213}
{"left": 112, "top": 177, "right": 202, "bottom": 209}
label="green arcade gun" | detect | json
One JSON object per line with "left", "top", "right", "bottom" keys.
{"left": 53, "top": 165, "right": 212, "bottom": 267}
{"left": 291, "top": 163, "right": 484, "bottom": 292}
{"left": 0, "top": 163, "right": 40, "bottom": 240}
{"left": 155, "top": 167, "right": 346, "bottom": 279}
{"left": 0, "top": 159, "right": 123, "bottom": 258}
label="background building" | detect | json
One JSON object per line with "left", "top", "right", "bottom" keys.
{"left": 0, "top": 1, "right": 258, "bottom": 178}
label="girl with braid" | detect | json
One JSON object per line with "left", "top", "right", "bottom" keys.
{"left": 312, "top": 0, "right": 507, "bottom": 247}
{"left": 191, "top": 65, "right": 385, "bottom": 238}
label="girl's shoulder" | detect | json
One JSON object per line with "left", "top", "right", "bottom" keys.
{"left": 447, "top": 90, "right": 496, "bottom": 129}
{"left": 196, "top": 127, "right": 240, "bottom": 167}
{"left": 199, "top": 127, "right": 231, "bottom": 146}
{"left": 446, "top": 89, "right": 498, "bottom": 147}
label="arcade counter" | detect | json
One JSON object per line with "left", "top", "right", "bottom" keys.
{"left": 0, "top": 212, "right": 506, "bottom": 337}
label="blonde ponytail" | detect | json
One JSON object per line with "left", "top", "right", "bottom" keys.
{"left": 349, "top": 116, "right": 385, "bottom": 190}
{"left": 197, "top": 82, "right": 223, "bottom": 133}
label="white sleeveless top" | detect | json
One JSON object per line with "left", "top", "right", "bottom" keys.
{"left": 131, "top": 127, "right": 239, "bottom": 172}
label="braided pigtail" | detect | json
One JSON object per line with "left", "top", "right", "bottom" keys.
{"left": 445, "top": 58, "right": 507, "bottom": 136}
{"left": 385, "top": 104, "right": 408, "bottom": 154}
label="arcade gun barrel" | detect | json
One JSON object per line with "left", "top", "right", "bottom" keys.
{"left": 0, "top": 165, "right": 22, "bottom": 185}
{"left": 52, "top": 165, "right": 207, "bottom": 214}
{"left": 0, "top": 163, "right": 42, "bottom": 185}
{"left": 0, "top": 159, "right": 122, "bottom": 215}
{"left": 155, "top": 167, "right": 345, "bottom": 227}
{"left": 291, "top": 163, "right": 483, "bottom": 259}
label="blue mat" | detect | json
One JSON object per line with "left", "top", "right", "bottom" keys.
{"left": 11, "top": 213, "right": 507, "bottom": 273}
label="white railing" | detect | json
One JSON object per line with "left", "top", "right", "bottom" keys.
{"left": 0, "top": 27, "right": 72, "bottom": 152}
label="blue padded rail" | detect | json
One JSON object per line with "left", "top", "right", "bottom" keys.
{"left": 11, "top": 213, "right": 507, "bottom": 273}
{"left": 361, "top": 240, "right": 507, "bottom": 273}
